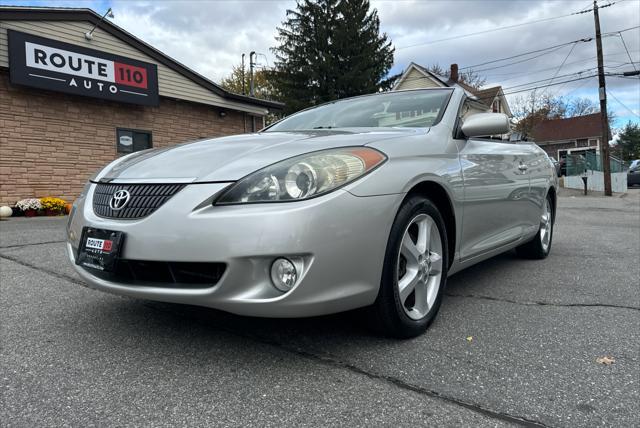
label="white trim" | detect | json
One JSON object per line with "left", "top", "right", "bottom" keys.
{"left": 567, "top": 146, "right": 598, "bottom": 154}
{"left": 392, "top": 62, "right": 447, "bottom": 91}
{"left": 120, "top": 89, "right": 147, "bottom": 97}
{"left": 28, "top": 73, "right": 65, "bottom": 82}
{"left": 538, "top": 137, "right": 599, "bottom": 145}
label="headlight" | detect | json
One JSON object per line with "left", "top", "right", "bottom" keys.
{"left": 215, "top": 147, "right": 386, "bottom": 204}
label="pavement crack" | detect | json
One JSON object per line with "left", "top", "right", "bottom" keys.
{"left": 0, "top": 239, "right": 65, "bottom": 249}
{"left": 445, "top": 293, "right": 640, "bottom": 312}
{"left": 0, "top": 253, "right": 86, "bottom": 287}
{"left": 254, "top": 338, "right": 550, "bottom": 427}
{"left": 0, "top": 254, "right": 607, "bottom": 427}
{"left": 144, "top": 302, "right": 548, "bottom": 428}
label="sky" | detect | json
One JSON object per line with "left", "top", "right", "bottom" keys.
{"left": 3, "top": 0, "right": 640, "bottom": 128}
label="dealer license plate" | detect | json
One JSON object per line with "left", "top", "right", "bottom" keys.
{"left": 76, "top": 227, "right": 125, "bottom": 272}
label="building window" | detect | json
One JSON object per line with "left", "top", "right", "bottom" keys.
{"left": 117, "top": 128, "right": 152, "bottom": 154}
{"left": 492, "top": 100, "right": 500, "bottom": 113}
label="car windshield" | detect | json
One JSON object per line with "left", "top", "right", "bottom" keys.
{"left": 265, "top": 89, "right": 453, "bottom": 132}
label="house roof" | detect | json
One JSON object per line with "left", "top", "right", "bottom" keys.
{"left": 531, "top": 113, "right": 603, "bottom": 142}
{"left": 394, "top": 63, "right": 509, "bottom": 107}
{"left": 409, "top": 63, "right": 450, "bottom": 87}
{"left": 408, "top": 63, "right": 486, "bottom": 97}
{"left": 474, "top": 86, "right": 501, "bottom": 107}
{"left": 0, "top": 6, "right": 283, "bottom": 111}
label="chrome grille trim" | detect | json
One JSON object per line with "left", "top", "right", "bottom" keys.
{"left": 92, "top": 183, "right": 185, "bottom": 219}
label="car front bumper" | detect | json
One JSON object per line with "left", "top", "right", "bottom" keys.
{"left": 67, "top": 182, "right": 401, "bottom": 317}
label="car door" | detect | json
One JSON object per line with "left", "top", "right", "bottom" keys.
{"left": 454, "top": 109, "right": 533, "bottom": 261}
{"left": 521, "top": 143, "right": 551, "bottom": 228}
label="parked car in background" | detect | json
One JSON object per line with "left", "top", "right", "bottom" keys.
{"left": 628, "top": 159, "right": 640, "bottom": 187}
{"left": 66, "top": 88, "right": 558, "bottom": 338}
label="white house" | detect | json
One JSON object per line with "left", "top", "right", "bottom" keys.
{"left": 393, "top": 63, "right": 512, "bottom": 119}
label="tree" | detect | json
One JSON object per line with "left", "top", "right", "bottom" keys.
{"left": 271, "top": 0, "right": 394, "bottom": 114}
{"left": 220, "top": 64, "right": 275, "bottom": 100}
{"left": 511, "top": 91, "right": 567, "bottom": 137}
{"left": 425, "top": 64, "right": 486, "bottom": 89}
{"left": 567, "top": 97, "right": 597, "bottom": 117}
{"left": 616, "top": 121, "right": 640, "bottom": 161}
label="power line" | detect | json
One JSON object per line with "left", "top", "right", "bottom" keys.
{"left": 460, "top": 38, "right": 592, "bottom": 71}
{"left": 392, "top": 68, "right": 593, "bottom": 98}
{"left": 602, "top": 25, "right": 640, "bottom": 36}
{"left": 617, "top": 33, "right": 638, "bottom": 72}
{"left": 395, "top": 1, "right": 627, "bottom": 51}
{"left": 471, "top": 46, "right": 572, "bottom": 73}
{"left": 573, "top": 0, "right": 618, "bottom": 14}
{"left": 548, "top": 43, "right": 579, "bottom": 91}
{"left": 392, "top": 65, "right": 595, "bottom": 88}
{"left": 607, "top": 90, "right": 640, "bottom": 118}
{"left": 499, "top": 69, "right": 597, "bottom": 92}
{"left": 487, "top": 74, "right": 599, "bottom": 100}
{"left": 563, "top": 75, "right": 598, "bottom": 96}
{"left": 458, "top": 25, "right": 636, "bottom": 72}
{"left": 395, "top": 11, "right": 583, "bottom": 50}
{"left": 474, "top": 72, "right": 630, "bottom": 102}
{"left": 483, "top": 51, "right": 639, "bottom": 79}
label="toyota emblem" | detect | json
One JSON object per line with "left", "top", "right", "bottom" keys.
{"left": 109, "top": 189, "right": 131, "bottom": 210}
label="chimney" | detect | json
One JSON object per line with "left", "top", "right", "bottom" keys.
{"left": 450, "top": 63, "right": 459, "bottom": 83}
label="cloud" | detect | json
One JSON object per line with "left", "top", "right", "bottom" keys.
{"left": 370, "top": 0, "right": 639, "bottom": 126}
{"left": 9, "top": 0, "right": 639, "bottom": 124}
{"left": 110, "top": 0, "right": 290, "bottom": 81}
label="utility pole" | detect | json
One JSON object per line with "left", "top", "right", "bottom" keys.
{"left": 593, "top": 0, "right": 612, "bottom": 196}
{"left": 241, "top": 53, "right": 246, "bottom": 95}
{"left": 249, "top": 51, "right": 256, "bottom": 97}
{"left": 249, "top": 51, "right": 256, "bottom": 132}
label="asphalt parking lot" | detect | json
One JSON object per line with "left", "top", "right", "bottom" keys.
{"left": 1, "top": 189, "right": 639, "bottom": 427}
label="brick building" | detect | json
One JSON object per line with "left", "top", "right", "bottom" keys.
{"left": 0, "top": 7, "right": 282, "bottom": 205}
{"left": 530, "top": 113, "right": 605, "bottom": 161}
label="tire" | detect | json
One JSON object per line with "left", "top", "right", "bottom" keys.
{"left": 516, "top": 193, "right": 554, "bottom": 259}
{"left": 370, "top": 195, "right": 449, "bottom": 338}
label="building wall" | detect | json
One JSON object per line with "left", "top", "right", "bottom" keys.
{"left": 0, "top": 70, "right": 247, "bottom": 204}
{"left": 395, "top": 67, "right": 441, "bottom": 90}
{"left": 538, "top": 138, "right": 600, "bottom": 159}
{"left": 0, "top": 19, "right": 267, "bottom": 115}
{"left": 538, "top": 141, "right": 577, "bottom": 158}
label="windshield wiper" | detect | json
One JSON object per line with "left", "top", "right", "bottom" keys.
{"left": 312, "top": 126, "right": 334, "bottom": 129}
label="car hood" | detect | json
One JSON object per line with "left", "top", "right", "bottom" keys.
{"left": 99, "top": 128, "right": 422, "bottom": 183}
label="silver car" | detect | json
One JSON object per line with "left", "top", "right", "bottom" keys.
{"left": 67, "top": 88, "right": 557, "bottom": 338}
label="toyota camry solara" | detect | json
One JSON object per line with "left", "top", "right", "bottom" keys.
{"left": 67, "top": 88, "right": 557, "bottom": 337}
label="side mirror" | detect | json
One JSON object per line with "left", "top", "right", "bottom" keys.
{"left": 460, "top": 113, "right": 510, "bottom": 138}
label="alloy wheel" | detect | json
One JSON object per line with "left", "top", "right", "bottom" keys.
{"left": 397, "top": 214, "right": 443, "bottom": 320}
{"left": 540, "top": 198, "right": 552, "bottom": 252}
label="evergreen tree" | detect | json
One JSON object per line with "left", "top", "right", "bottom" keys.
{"left": 617, "top": 121, "right": 640, "bottom": 161}
{"left": 272, "top": 0, "right": 394, "bottom": 114}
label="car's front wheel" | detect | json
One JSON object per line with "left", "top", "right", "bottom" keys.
{"left": 371, "top": 196, "right": 448, "bottom": 338}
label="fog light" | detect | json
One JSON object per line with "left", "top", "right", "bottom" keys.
{"left": 271, "top": 258, "right": 297, "bottom": 292}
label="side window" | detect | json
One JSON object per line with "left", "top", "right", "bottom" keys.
{"left": 117, "top": 128, "right": 152, "bottom": 154}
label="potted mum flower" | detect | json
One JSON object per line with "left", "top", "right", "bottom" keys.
{"left": 16, "top": 198, "right": 42, "bottom": 217}
{"left": 40, "top": 197, "right": 67, "bottom": 216}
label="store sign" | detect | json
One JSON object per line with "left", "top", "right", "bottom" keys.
{"left": 8, "top": 30, "right": 159, "bottom": 106}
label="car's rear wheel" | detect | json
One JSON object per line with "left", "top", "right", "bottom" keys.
{"left": 371, "top": 196, "right": 448, "bottom": 338}
{"left": 516, "top": 193, "right": 554, "bottom": 259}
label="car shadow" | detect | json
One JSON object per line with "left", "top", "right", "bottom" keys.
{"left": 444, "top": 250, "right": 520, "bottom": 295}
{"left": 83, "top": 250, "right": 524, "bottom": 347}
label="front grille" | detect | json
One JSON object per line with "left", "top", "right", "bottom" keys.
{"left": 93, "top": 183, "right": 185, "bottom": 219}
{"left": 83, "top": 260, "right": 226, "bottom": 288}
